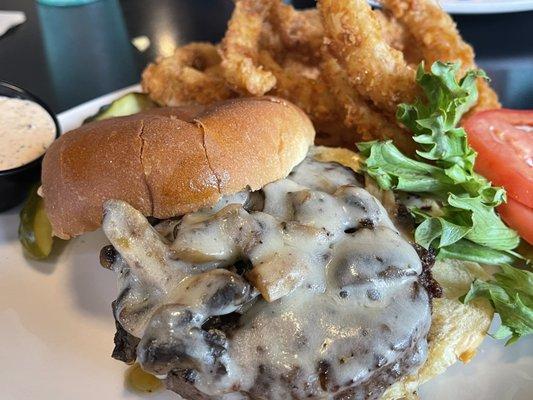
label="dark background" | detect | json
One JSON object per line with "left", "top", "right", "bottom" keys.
{"left": 0, "top": 0, "right": 532, "bottom": 114}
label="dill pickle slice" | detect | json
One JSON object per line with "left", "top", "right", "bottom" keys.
{"left": 84, "top": 92, "right": 155, "bottom": 123}
{"left": 18, "top": 186, "right": 53, "bottom": 259}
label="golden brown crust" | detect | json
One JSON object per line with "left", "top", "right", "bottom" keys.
{"left": 140, "top": 117, "right": 220, "bottom": 219}
{"left": 42, "top": 116, "right": 153, "bottom": 239}
{"left": 41, "top": 97, "right": 315, "bottom": 239}
{"left": 141, "top": 104, "right": 208, "bottom": 122}
{"left": 196, "top": 96, "right": 315, "bottom": 194}
{"left": 141, "top": 42, "right": 235, "bottom": 106}
{"left": 219, "top": 0, "right": 277, "bottom": 95}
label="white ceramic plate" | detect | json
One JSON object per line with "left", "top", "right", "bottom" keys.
{"left": 369, "top": 0, "right": 533, "bottom": 14}
{"left": 0, "top": 86, "right": 532, "bottom": 400}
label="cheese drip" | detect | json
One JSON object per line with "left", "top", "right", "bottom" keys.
{"left": 103, "top": 147, "right": 431, "bottom": 400}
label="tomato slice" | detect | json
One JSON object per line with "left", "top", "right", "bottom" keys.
{"left": 463, "top": 109, "right": 533, "bottom": 208}
{"left": 498, "top": 197, "right": 533, "bottom": 245}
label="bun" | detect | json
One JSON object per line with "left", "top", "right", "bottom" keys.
{"left": 42, "top": 96, "right": 315, "bottom": 239}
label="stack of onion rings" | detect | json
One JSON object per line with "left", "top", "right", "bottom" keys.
{"left": 142, "top": 0, "right": 501, "bottom": 153}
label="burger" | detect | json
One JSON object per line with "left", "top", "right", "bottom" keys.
{"left": 40, "top": 97, "right": 492, "bottom": 399}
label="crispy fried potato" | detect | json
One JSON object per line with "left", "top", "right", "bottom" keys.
{"left": 319, "top": 0, "right": 419, "bottom": 113}
{"left": 220, "top": 0, "right": 276, "bottom": 95}
{"left": 141, "top": 43, "right": 234, "bottom": 106}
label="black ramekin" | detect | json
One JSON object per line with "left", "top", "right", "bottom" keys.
{"left": 0, "top": 81, "right": 60, "bottom": 212}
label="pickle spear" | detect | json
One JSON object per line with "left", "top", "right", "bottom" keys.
{"left": 19, "top": 185, "right": 53, "bottom": 259}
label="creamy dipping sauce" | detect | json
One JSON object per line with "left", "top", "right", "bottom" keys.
{"left": 0, "top": 96, "right": 56, "bottom": 171}
{"left": 102, "top": 147, "right": 432, "bottom": 400}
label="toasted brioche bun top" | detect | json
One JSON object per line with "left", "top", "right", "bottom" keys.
{"left": 42, "top": 96, "right": 315, "bottom": 239}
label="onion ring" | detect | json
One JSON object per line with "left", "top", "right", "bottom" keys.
{"left": 471, "top": 78, "right": 501, "bottom": 112}
{"left": 141, "top": 43, "right": 235, "bottom": 106}
{"left": 269, "top": 2, "right": 324, "bottom": 63}
{"left": 219, "top": 0, "right": 276, "bottom": 96}
{"left": 318, "top": 0, "right": 419, "bottom": 114}
{"left": 373, "top": 9, "right": 423, "bottom": 65}
{"left": 258, "top": 50, "right": 340, "bottom": 125}
{"left": 380, "top": 0, "right": 474, "bottom": 70}
{"left": 380, "top": 0, "right": 500, "bottom": 111}
{"left": 320, "top": 54, "right": 415, "bottom": 153}
{"left": 142, "top": 0, "right": 501, "bottom": 148}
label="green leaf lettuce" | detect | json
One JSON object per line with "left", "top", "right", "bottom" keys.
{"left": 464, "top": 264, "right": 533, "bottom": 345}
{"left": 358, "top": 61, "right": 520, "bottom": 264}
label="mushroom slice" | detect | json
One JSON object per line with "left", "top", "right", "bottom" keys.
{"left": 171, "top": 204, "right": 260, "bottom": 264}
{"left": 138, "top": 269, "right": 255, "bottom": 378}
{"left": 102, "top": 200, "right": 185, "bottom": 286}
{"left": 247, "top": 223, "right": 329, "bottom": 301}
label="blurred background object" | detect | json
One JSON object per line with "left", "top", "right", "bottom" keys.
{"left": 0, "top": 0, "right": 530, "bottom": 113}
{"left": 36, "top": 0, "right": 138, "bottom": 109}
{"left": 37, "top": 0, "right": 100, "bottom": 6}
{"left": 0, "top": 10, "right": 25, "bottom": 36}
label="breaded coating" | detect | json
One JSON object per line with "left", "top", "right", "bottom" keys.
{"left": 374, "top": 9, "right": 423, "bottom": 65}
{"left": 269, "top": 2, "right": 324, "bottom": 62}
{"left": 380, "top": 0, "right": 500, "bottom": 111}
{"left": 258, "top": 50, "right": 340, "bottom": 125}
{"left": 318, "top": 0, "right": 420, "bottom": 114}
{"left": 142, "top": 43, "right": 234, "bottom": 106}
{"left": 142, "top": 0, "right": 502, "bottom": 151}
{"left": 320, "top": 54, "right": 416, "bottom": 154}
{"left": 220, "top": 0, "right": 276, "bottom": 95}
{"left": 381, "top": 0, "right": 475, "bottom": 70}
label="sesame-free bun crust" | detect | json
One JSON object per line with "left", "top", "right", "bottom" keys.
{"left": 42, "top": 96, "right": 315, "bottom": 239}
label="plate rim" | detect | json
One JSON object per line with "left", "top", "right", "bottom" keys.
{"left": 368, "top": 0, "right": 533, "bottom": 14}
{"left": 57, "top": 84, "right": 141, "bottom": 132}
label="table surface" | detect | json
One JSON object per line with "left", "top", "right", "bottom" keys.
{"left": 0, "top": 0, "right": 532, "bottom": 114}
